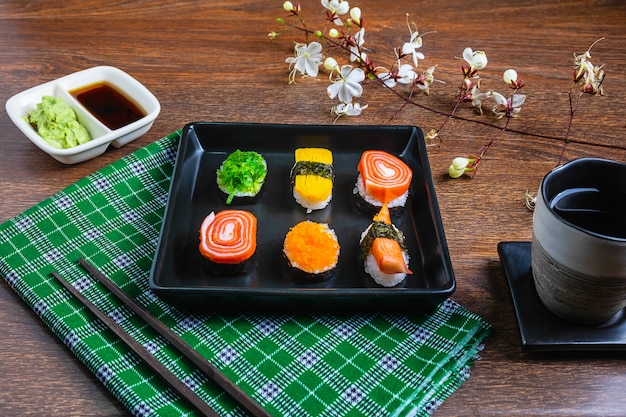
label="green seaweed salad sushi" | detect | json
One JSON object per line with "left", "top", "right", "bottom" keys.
{"left": 216, "top": 150, "right": 267, "bottom": 204}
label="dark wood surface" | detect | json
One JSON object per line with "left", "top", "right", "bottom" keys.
{"left": 1, "top": 1, "right": 625, "bottom": 416}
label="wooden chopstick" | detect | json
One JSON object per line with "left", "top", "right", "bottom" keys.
{"left": 51, "top": 270, "right": 219, "bottom": 417}
{"left": 76, "top": 258, "right": 272, "bottom": 417}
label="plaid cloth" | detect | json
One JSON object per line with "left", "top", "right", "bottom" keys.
{"left": 0, "top": 130, "right": 490, "bottom": 417}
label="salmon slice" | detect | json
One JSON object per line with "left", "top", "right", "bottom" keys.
{"left": 199, "top": 210, "right": 257, "bottom": 263}
{"left": 371, "top": 204, "right": 412, "bottom": 274}
{"left": 358, "top": 150, "right": 412, "bottom": 204}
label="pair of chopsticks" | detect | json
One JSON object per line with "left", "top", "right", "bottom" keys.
{"left": 52, "top": 258, "right": 272, "bottom": 417}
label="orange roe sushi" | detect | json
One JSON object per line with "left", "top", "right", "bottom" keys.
{"left": 283, "top": 221, "right": 340, "bottom": 282}
{"left": 359, "top": 203, "right": 412, "bottom": 287}
{"left": 199, "top": 210, "right": 257, "bottom": 276}
{"left": 354, "top": 150, "right": 412, "bottom": 217}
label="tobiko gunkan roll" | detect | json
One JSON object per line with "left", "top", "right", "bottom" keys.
{"left": 216, "top": 150, "right": 267, "bottom": 204}
{"left": 199, "top": 210, "right": 257, "bottom": 275}
{"left": 359, "top": 203, "right": 412, "bottom": 287}
{"left": 283, "top": 220, "right": 340, "bottom": 282}
{"left": 354, "top": 150, "right": 412, "bottom": 216}
{"left": 290, "top": 147, "right": 333, "bottom": 213}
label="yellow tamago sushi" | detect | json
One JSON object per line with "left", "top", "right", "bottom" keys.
{"left": 290, "top": 148, "right": 333, "bottom": 213}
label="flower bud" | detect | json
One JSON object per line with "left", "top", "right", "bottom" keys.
{"left": 315, "top": 30, "right": 323, "bottom": 38}
{"left": 283, "top": 1, "right": 294, "bottom": 12}
{"left": 324, "top": 57, "right": 339, "bottom": 71}
{"left": 448, "top": 164, "right": 465, "bottom": 179}
{"left": 451, "top": 157, "right": 470, "bottom": 171}
{"left": 350, "top": 7, "right": 362, "bottom": 25}
{"left": 503, "top": 69, "right": 518, "bottom": 84}
{"left": 328, "top": 28, "right": 341, "bottom": 38}
{"left": 448, "top": 157, "right": 475, "bottom": 178}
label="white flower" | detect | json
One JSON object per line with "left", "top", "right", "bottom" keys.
{"left": 492, "top": 92, "right": 526, "bottom": 118}
{"left": 377, "top": 64, "right": 417, "bottom": 88}
{"left": 396, "top": 64, "right": 417, "bottom": 85}
{"left": 285, "top": 42, "right": 323, "bottom": 83}
{"left": 469, "top": 85, "right": 492, "bottom": 113}
{"left": 401, "top": 31, "right": 425, "bottom": 67}
{"left": 332, "top": 102, "right": 368, "bottom": 117}
{"left": 321, "top": 0, "right": 350, "bottom": 24}
{"left": 462, "top": 47, "right": 488, "bottom": 70}
{"left": 327, "top": 65, "right": 365, "bottom": 104}
{"left": 349, "top": 28, "right": 365, "bottom": 62}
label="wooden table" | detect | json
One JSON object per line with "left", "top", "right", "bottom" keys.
{"left": 1, "top": 1, "right": 625, "bottom": 415}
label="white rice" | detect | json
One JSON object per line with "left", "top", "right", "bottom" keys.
{"left": 293, "top": 189, "right": 332, "bottom": 214}
{"left": 360, "top": 224, "right": 410, "bottom": 287}
{"left": 364, "top": 252, "right": 410, "bottom": 287}
{"left": 354, "top": 174, "right": 408, "bottom": 208}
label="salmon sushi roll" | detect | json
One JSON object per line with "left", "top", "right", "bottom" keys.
{"left": 283, "top": 220, "right": 340, "bottom": 282}
{"left": 354, "top": 150, "right": 412, "bottom": 217}
{"left": 290, "top": 148, "right": 333, "bottom": 213}
{"left": 359, "top": 203, "right": 412, "bottom": 287}
{"left": 199, "top": 210, "right": 257, "bottom": 276}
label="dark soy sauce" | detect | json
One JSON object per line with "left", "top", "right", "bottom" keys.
{"left": 70, "top": 82, "right": 146, "bottom": 130}
{"left": 550, "top": 187, "right": 626, "bottom": 239}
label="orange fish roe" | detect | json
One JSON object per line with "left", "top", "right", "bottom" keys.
{"left": 283, "top": 221, "right": 340, "bottom": 273}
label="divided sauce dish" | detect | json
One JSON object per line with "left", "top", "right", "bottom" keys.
{"left": 5, "top": 66, "right": 160, "bottom": 164}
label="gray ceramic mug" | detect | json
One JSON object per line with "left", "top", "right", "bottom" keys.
{"left": 531, "top": 158, "right": 626, "bottom": 325}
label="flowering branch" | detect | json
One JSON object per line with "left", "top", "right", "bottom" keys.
{"left": 449, "top": 68, "right": 526, "bottom": 178}
{"left": 557, "top": 37, "right": 606, "bottom": 165}
{"left": 524, "top": 38, "right": 606, "bottom": 210}
{"left": 270, "top": 1, "right": 606, "bottom": 195}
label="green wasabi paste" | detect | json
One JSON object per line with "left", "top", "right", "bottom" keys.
{"left": 25, "top": 96, "right": 92, "bottom": 149}
{"left": 216, "top": 150, "right": 267, "bottom": 204}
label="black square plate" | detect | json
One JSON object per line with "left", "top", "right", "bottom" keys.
{"left": 150, "top": 123, "right": 455, "bottom": 312}
{"left": 498, "top": 241, "right": 626, "bottom": 351}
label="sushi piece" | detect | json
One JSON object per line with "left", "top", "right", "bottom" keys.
{"left": 290, "top": 147, "right": 333, "bottom": 213}
{"left": 216, "top": 150, "right": 267, "bottom": 204}
{"left": 199, "top": 210, "right": 257, "bottom": 276}
{"left": 359, "top": 203, "right": 412, "bottom": 287}
{"left": 283, "top": 220, "right": 340, "bottom": 282}
{"left": 354, "top": 150, "right": 412, "bottom": 217}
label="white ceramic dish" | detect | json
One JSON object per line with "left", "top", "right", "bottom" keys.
{"left": 5, "top": 66, "right": 160, "bottom": 164}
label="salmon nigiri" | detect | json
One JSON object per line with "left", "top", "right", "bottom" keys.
{"left": 354, "top": 150, "right": 412, "bottom": 217}
{"left": 199, "top": 210, "right": 257, "bottom": 276}
{"left": 359, "top": 203, "right": 412, "bottom": 287}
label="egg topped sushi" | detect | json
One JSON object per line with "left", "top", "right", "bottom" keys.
{"left": 290, "top": 147, "right": 333, "bottom": 213}
{"left": 354, "top": 150, "right": 412, "bottom": 217}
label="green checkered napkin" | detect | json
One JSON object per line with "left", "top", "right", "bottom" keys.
{"left": 0, "top": 130, "right": 490, "bottom": 417}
